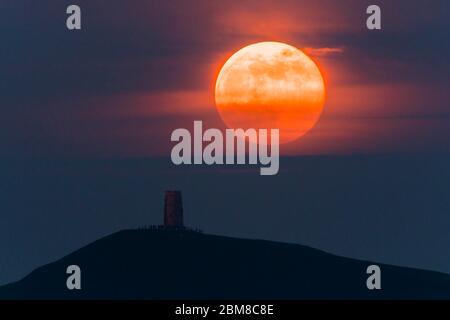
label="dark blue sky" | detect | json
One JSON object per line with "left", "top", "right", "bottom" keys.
{"left": 0, "top": 1, "right": 449, "bottom": 285}
{"left": 0, "top": 0, "right": 449, "bottom": 157}
{"left": 1, "top": 155, "right": 449, "bottom": 285}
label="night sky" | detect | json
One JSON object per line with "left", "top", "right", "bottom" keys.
{"left": 0, "top": 0, "right": 449, "bottom": 284}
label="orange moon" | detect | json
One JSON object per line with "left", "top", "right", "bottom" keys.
{"left": 214, "top": 41, "right": 326, "bottom": 144}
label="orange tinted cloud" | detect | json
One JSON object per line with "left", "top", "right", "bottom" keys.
{"left": 303, "top": 47, "right": 345, "bottom": 57}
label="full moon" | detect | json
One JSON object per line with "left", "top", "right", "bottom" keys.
{"left": 214, "top": 41, "right": 326, "bottom": 144}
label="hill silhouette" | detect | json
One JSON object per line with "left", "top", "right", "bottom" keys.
{"left": 0, "top": 229, "right": 449, "bottom": 299}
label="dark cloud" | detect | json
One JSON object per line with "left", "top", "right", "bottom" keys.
{"left": 0, "top": 0, "right": 448, "bottom": 156}
{"left": 1, "top": 0, "right": 448, "bottom": 100}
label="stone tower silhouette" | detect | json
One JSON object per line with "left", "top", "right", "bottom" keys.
{"left": 164, "top": 191, "right": 184, "bottom": 227}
